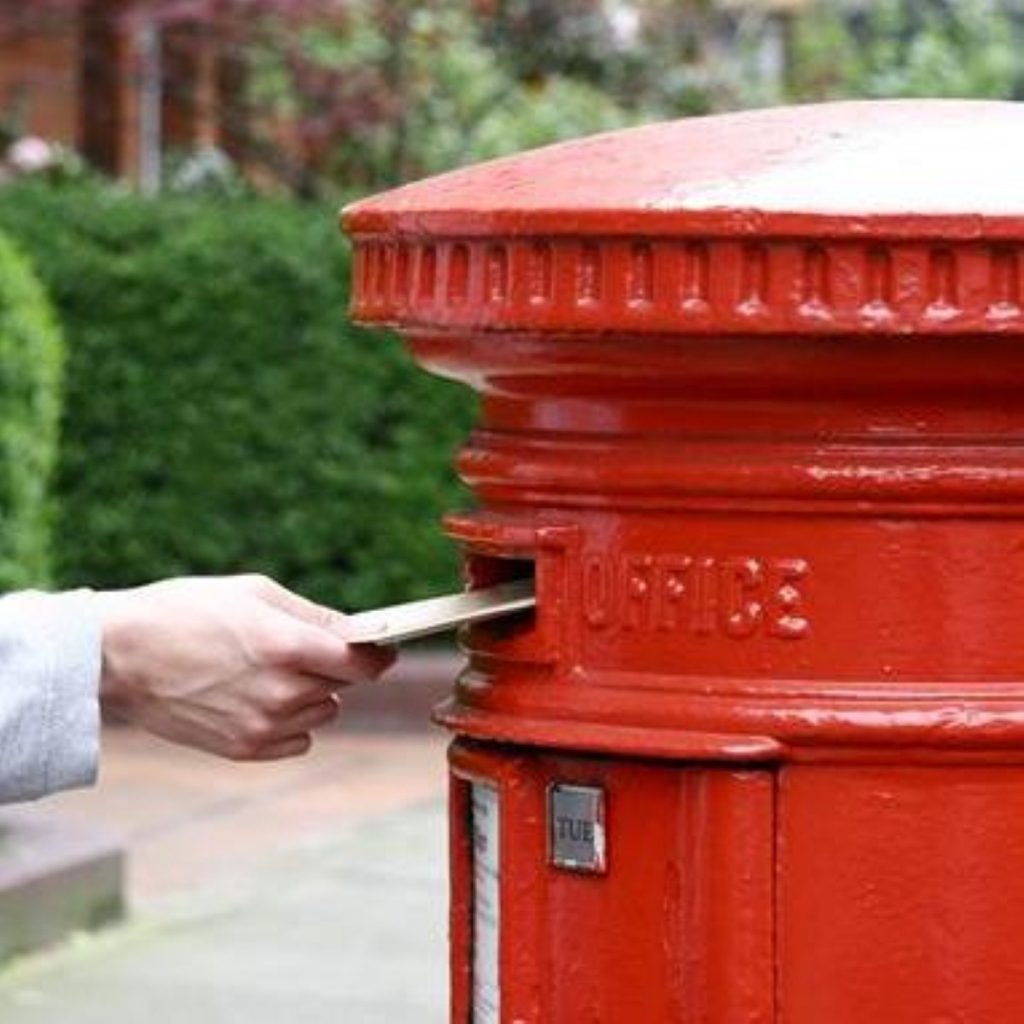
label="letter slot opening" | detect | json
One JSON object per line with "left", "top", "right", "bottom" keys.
{"left": 340, "top": 569, "right": 535, "bottom": 646}
{"left": 466, "top": 553, "right": 536, "bottom": 590}
{"left": 445, "top": 513, "right": 579, "bottom": 663}
{"left": 464, "top": 553, "right": 537, "bottom": 642}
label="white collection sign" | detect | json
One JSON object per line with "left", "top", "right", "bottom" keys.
{"left": 472, "top": 782, "right": 501, "bottom": 1024}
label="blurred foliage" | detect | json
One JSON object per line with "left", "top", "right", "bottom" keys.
{"left": 633, "top": 1, "right": 790, "bottom": 113}
{"left": 251, "top": 1, "right": 638, "bottom": 190}
{"left": 7, "top": 0, "right": 1024, "bottom": 197}
{"left": 244, "top": 0, "right": 1024, "bottom": 196}
{"left": 2, "top": 0, "right": 1023, "bottom": 609}
{"left": 790, "top": 0, "right": 1021, "bottom": 100}
{"left": 0, "top": 232, "right": 63, "bottom": 589}
{"left": 0, "top": 179, "right": 475, "bottom": 609}
{"left": 478, "top": 0, "right": 630, "bottom": 86}
{"left": 254, "top": 0, "right": 799, "bottom": 191}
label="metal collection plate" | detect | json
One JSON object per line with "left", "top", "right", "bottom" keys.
{"left": 549, "top": 783, "right": 607, "bottom": 874}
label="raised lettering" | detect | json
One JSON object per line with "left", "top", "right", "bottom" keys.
{"left": 623, "top": 556, "right": 654, "bottom": 631}
{"left": 691, "top": 557, "right": 717, "bottom": 635}
{"left": 580, "top": 551, "right": 810, "bottom": 641}
{"left": 721, "top": 557, "right": 764, "bottom": 638}
{"left": 583, "top": 555, "right": 613, "bottom": 629}
{"left": 768, "top": 558, "right": 811, "bottom": 639}
{"left": 655, "top": 556, "right": 692, "bottom": 631}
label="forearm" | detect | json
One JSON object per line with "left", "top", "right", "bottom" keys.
{"left": 0, "top": 589, "right": 101, "bottom": 803}
{"left": 0, "top": 575, "right": 392, "bottom": 804}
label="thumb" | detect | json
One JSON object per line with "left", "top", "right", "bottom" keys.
{"left": 252, "top": 575, "right": 349, "bottom": 633}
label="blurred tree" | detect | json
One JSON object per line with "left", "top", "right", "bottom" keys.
{"left": 475, "top": 0, "right": 623, "bottom": 85}
{"left": 0, "top": 231, "right": 63, "bottom": 590}
{"left": 629, "top": 0, "right": 789, "bottom": 114}
{"left": 0, "top": 0, "right": 640, "bottom": 195}
{"left": 789, "top": 0, "right": 1021, "bottom": 100}
{"left": 5, "top": 0, "right": 1022, "bottom": 196}
{"left": 249, "top": 0, "right": 635, "bottom": 190}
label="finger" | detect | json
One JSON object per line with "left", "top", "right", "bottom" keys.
{"left": 143, "top": 716, "right": 239, "bottom": 761}
{"left": 253, "top": 579, "right": 399, "bottom": 678}
{"left": 345, "top": 641, "right": 398, "bottom": 680}
{"left": 271, "top": 618, "right": 397, "bottom": 684}
{"left": 262, "top": 675, "right": 338, "bottom": 716}
{"left": 248, "top": 733, "right": 313, "bottom": 762}
{"left": 267, "top": 697, "right": 341, "bottom": 738}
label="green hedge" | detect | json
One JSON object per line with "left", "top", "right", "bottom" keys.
{"left": 0, "top": 231, "right": 64, "bottom": 590}
{"left": 0, "top": 181, "right": 475, "bottom": 609}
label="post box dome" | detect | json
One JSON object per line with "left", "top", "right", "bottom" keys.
{"left": 343, "top": 99, "right": 1024, "bottom": 336}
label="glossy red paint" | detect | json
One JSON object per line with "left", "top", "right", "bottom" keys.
{"left": 343, "top": 101, "right": 1024, "bottom": 1022}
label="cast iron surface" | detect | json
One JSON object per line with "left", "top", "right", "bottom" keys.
{"left": 345, "top": 101, "right": 1024, "bottom": 1023}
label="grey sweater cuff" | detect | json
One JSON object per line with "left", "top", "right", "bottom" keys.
{"left": 0, "top": 589, "right": 102, "bottom": 804}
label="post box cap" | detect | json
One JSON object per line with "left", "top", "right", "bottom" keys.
{"left": 344, "top": 99, "right": 1024, "bottom": 335}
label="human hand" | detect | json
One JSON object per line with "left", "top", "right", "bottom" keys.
{"left": 96, "top": 575, "right": 394, "bottom": 761}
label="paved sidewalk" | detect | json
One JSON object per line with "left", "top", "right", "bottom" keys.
{"left": 44, "top": 726, "right": 450, "bottom": 907}
{"left": 0, "top": 799, "right": 448, "bottom": 1022}
{"left": 0, "top": 648, "right": 461, "bottom": 1022}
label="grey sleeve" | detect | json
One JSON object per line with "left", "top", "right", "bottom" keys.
{"left": 0, "top": 590, "right": 102, "bottom": 804}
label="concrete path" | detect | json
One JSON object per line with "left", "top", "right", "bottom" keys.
{"left": 42, "top": 726, "right": 451, "bottom": 907}
{"left": 0, "top": 796, "right": 448, "bottom": 1023}
{"left": 0, "top": 645, "right": 461, "bottom": 1023}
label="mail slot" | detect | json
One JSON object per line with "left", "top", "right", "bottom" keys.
{"left": 343, "top": 100, "right": 1024, "bottom": 1023}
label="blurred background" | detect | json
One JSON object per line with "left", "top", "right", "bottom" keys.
{"left": 0, "top": 1, "right": 1020, "bottom": 1019}
{"left": 1, "top": 0, "right": 1022, "bottom": 613}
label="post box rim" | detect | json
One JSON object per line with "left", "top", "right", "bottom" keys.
{"left": 343, "top": 100, "right": 1024, "bottom": 337}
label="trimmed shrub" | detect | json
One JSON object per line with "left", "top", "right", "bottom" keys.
{"left": 0, "top": 232, "right": 63, "bottom": 590}
{"left": 0, "top": 181, "right": 475, "bottom": 609}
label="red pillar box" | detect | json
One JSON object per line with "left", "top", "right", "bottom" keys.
{"left": 342, "top": 100, "right": 1024, "bottom": 1023}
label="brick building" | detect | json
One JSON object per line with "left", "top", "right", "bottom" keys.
{"left": 0, "top": 1, "right": 244, "bottom": 188}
